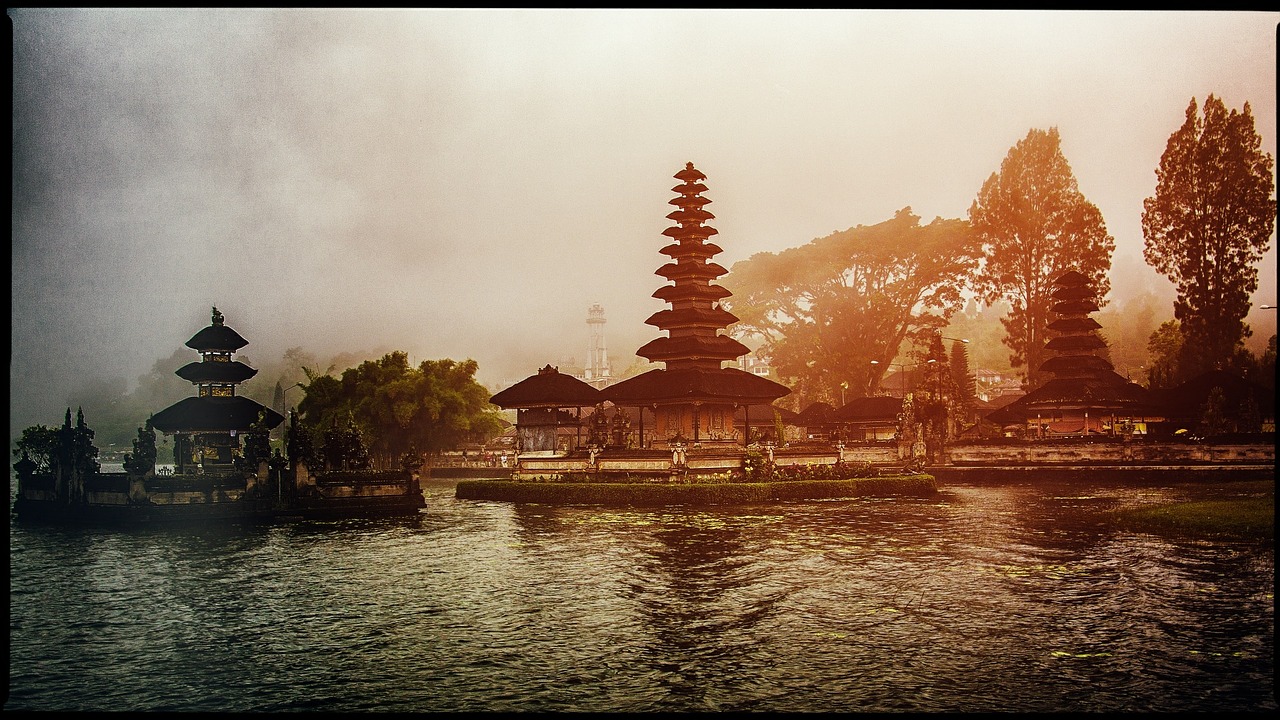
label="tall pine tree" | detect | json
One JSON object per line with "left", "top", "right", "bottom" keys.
{"left": 969, "top": 128, "right": 1116, "bottom": 390}
{"left": 948, "top": 339, "right": 976, "bottom": 429}
{"left": 1141, "top": 95, "right": 1275, "bottom": 382}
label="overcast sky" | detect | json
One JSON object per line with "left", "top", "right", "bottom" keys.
{"left": 9, "top": 9, "right": 1278, "bottom": 434}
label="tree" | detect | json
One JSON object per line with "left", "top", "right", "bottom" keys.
{"left": 12, "top": 425, "right": 60, "bottom": 473}
{"left": 914, "top": 333, "right": 957, "bottom": 464}
{"left": 948, "top": 338, "right": 976, "bottom": 430}
{"left": 297, "top": 352, "right": 504, "bottom": 466}
{"left": 970, "top": 127, "right": 1116, "bottom": 389}
{"left": 1257, "top": 335, "right": 1277, "bottom": 393}
{"left": 1142, "top": 95, "right": 1276, "bottom": 382}
{"left": 724, "top": 208, "right": 980, "bottom": 406}
{"left": 1199, "top": 387, "right": 1231, "bottom": 436}
{"left": 1146, "top": 320, "right": 1183, "bottom": 389}
{"left": 121, "top": 419, "right": 157, "bottom": 476}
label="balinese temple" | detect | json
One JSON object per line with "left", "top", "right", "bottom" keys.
{"left": 985, "top": 271, "right": 1163, "bottom": 436}
{"left": 601, "top": 162, "right": 790, "bottom": 447}
{"left": 150, "top": 307, "right": 285, "bottom": 472}
{"left": 489, "top": 365, "right": 602, "bottom": 454}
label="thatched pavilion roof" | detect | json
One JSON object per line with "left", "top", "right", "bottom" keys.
{"left": 489, "top": 365, "right": 602, "bottom": 409}
{"left": 832, "top": 395, "right": 903, "bottom": 422}
{"left": 602, "top": 367, "right": 790, "bottom": 405}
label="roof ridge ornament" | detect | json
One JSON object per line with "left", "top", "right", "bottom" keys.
{"left": 212, "top": 306, "right": 224, "bottom": 326}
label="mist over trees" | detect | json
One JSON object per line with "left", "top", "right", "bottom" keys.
{"left": 39, "top": 344, "right": 404, "bottom": 461}
{"left": 723, "top": 208, "right": 980, "bottom": 407}
{"left": 1142, "top": 95, "right": 1276, "bottom": 385}
{"left": 1094, "top": 292, "right": 1165, "bottom": 382}
{"left": 52, "top": 349, "right": 192, "bottom": 458}
{"left": 15, "top": 95, "right": 1276, "bottom": 456}
{"left": 969, "top": 127, "right": 1116, "bottom": 390}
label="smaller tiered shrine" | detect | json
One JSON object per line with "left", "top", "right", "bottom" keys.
{"left": 986, "top": 271, "right": 1163, "bottom": 436}
{"left": 150, "top": 307, "right": 285, "bottom": 472}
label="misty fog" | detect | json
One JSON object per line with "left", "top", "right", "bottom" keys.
{"left": 9, "top": 9, "right": 1277, "bottom": 441}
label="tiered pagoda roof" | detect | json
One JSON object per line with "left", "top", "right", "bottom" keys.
{"left": 151, "top": 307, "right": 284, "bottom": 433}
{"left": 634, "top": 162, "right": 752, "bottom": 370}
{"left": 603, "top": 163, "right": 789, "bottom": 406}
{"left": 985, "top": 271, "right": 1161, "bottom": 425}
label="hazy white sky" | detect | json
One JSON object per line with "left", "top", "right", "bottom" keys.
{"left": 9, "top": 9, "right": 1278, "bottom": 433}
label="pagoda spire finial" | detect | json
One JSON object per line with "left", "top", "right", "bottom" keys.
{"left": 212, "top": 306, "right": 224, "bottom": 326}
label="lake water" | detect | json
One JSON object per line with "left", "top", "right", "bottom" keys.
{"left": 6, "top": 473, "right": 1274, "bottom": 712}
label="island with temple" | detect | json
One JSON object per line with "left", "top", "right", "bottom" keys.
{"left": 460, "top": 163, "right": 939, "bottom": 505}
{"left": 12, "top": 307, "right": 426, "bottom": 524}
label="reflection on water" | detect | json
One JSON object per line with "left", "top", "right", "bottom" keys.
{"left": 7, "top": 476, "right": 1274, "bottom": 712}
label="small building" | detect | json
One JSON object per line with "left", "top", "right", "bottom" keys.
{"left": 489, "top": 365, "right": 601, "bottom": 454}
{"left": 833, "top": 395, "right": 903, "bottom": 442}
{"left": 795, "top": 401, "right": 839, "bottom": 442}
{"left": 1151, "top": 369, "right": 1275, "bottom": 435}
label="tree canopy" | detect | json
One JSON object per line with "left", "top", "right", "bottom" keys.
{"left": 723, "top": 208, "right": 980, "bottom": 407}
{"left": 296, "top": 352, "right": 504, "bottom": 467}
{"left": 1141, "top": 95, "right": 1276, "bottom": 383}
{"left": 969, "top": 127, "right": 1116, "bottom": 389}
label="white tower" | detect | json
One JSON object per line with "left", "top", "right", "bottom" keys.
{"left": 585, "top": 303, "right": 611, "bottom": 388}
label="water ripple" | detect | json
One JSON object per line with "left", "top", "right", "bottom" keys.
{"left": 7, "top": 476, "right": 1273, "bottom": 712}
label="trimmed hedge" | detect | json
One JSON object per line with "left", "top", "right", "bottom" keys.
{"left": 454, "top": 475, "right": 938, "bottom": 506}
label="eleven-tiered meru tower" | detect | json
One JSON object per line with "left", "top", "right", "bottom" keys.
{"left": 603, "top": 162, "right": 789, "bottom": 446}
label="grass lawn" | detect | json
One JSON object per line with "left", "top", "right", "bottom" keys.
{"left": 1107, "top": 481, "right": 1274, "bottom": 541}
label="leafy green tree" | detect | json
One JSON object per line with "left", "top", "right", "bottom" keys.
{"left": 121, "top": 419, "right": 157, "bottom": 475}
{"left": 969, "top": 127, "right": 1116, "bottom": 389}
{"left": 1142, "top": 95, "right": 1276, "bottom": 382}
{"left": 724, "top": 208, "right": 980, "bottom": 405}
{"left": 1145, "top": 320, "right": 1183, "bottom": 389}
{"left": 12, "top": 425, "right": 60, "bottom": 473}
{"left": 297, "top": 352, "right": 504, "bottom": 467}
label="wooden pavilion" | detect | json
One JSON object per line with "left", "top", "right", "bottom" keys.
{"left": 489, "top": 365, "right": 601, "bottom": 454}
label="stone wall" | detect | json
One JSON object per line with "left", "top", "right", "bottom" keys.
{"left": 946, "top": 440, "right": 1275, "bottom": 466}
